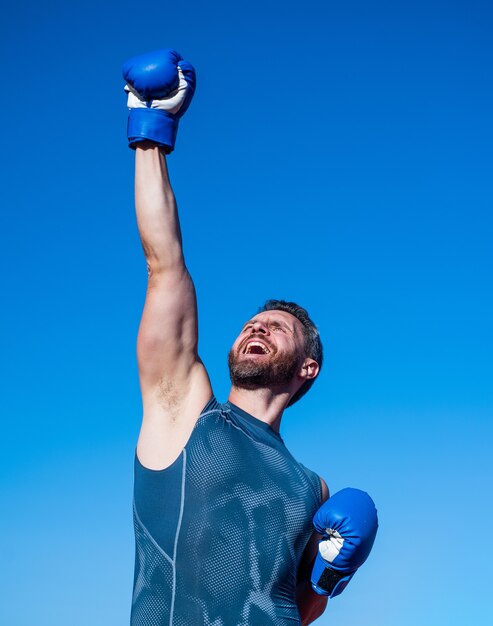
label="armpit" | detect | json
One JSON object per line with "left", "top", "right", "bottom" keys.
{"left": 158, "top": 376, "right": 180, "bottom": 418}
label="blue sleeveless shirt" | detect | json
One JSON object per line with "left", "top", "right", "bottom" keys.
{"left": 131, "top": 397, "right": 322, "bottom": 626}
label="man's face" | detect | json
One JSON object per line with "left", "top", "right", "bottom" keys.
{"left": 228, "top": 310, "right": 306, "bottom": 390}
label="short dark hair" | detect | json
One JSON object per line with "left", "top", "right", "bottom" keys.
{"left": 257, "top": 299, "right": 323, "bottom": 406}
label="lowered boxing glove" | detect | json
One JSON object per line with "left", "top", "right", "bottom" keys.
{"left": 122, "top": 48, "right": 196, "bottom": 152}
{"left": 311, "top": 488, "right": 378, "bottom": 598}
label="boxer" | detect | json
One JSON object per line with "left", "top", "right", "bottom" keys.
{"left": 123, "top": 48, "right": 378, "bottom": 626}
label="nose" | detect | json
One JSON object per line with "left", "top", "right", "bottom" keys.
{"left": 251, "top": 321, "right": 269, "bottom": 335}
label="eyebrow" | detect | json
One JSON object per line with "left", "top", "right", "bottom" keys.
{"left": 242, "top": 319, "right": 293, "bottom": 333}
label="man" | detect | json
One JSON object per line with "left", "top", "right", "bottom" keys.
{"left": 123, "top": 49, "right": 377, "bottom": 626}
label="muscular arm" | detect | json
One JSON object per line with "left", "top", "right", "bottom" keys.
{"left": 134, "top": 143, "right": 212, "bottom": 469}
{"left": 296, "top": 479, "right": 330, "bottom": 625}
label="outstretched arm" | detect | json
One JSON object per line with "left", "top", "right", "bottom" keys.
{"left": 134, "top": 144, "right": 212, "bottom": 469}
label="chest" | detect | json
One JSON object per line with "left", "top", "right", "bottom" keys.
{"left": 183, "top": 414, "right": 317, "bottom": 544}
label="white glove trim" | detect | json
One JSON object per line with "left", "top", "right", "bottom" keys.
{"left": 125, "top": 67, "right": 188, "bottom": 115}
{"left": 319, "top": 528, "right": 344, "bottom": 563}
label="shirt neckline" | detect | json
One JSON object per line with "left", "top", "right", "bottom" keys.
{"left": 225, "top": 400, "right": 283, "bottom": 442}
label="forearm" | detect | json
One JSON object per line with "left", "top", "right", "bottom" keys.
{"left": 135, "top": 142, "right": 184, "bottom": 272}
{"left": 296, "top": 580, "right": 328, "bottom": 625}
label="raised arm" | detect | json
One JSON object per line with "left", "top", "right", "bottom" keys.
{"left": 135, "top": 145, "right": 201, "bottom": 391}
{"left": 124, "top": 50, "right": 212, "bottom": 469}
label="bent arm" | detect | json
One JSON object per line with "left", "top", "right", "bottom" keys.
{"left": 134, "top": 143, "right": 211, "bottom": 467}
{"left": 296, "top": 479, "right": 330, "bottom": 625}
{"left": 296, "top": 538, "right": 328, "bottom": 625}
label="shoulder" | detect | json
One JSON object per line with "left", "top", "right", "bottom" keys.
{"left": 198, "top": 394, "right": 222, "bottom": 416}
{"left": 298, "top": 463, "right": 328, "bottom": 507}
{"left": 320, "top": 477, "right": 329, "bottom": 502}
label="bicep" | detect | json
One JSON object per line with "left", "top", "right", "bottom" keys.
{"left": 137, "top": 266, "right": 204, "bottom": 395}
{"left": 135, "top": 265, "right": 213, "bottom": 469}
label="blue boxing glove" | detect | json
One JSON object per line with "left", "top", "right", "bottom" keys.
{"left": 311, "top": 488, "right": 378, "bottom": 598}
{"left": 122, "top": 48, "right": 196, "bottom": 152}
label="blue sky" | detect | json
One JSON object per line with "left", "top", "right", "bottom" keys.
{"left": 1, "top": 1, "right": 492, "bottom": 624}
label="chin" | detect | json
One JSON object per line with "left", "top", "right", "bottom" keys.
{"left": 228, "top": 348, "right": 300, "bottom": 389}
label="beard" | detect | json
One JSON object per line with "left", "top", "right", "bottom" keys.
{"left": 228, "top": 347, "right": 301, "bottom": 390}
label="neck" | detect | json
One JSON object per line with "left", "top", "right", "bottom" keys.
{"left": 227, "top": 386, "right": 291, "bottom": 432}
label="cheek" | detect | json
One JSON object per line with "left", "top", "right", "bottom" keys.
{"left": 232, "top": 336, "right": 243, "bottom": 352}
{"left": 291, "top": 339, "right": 304, "bottom": 359}
{"left": 278, "top": 338, "right": 296, "bottom": 356}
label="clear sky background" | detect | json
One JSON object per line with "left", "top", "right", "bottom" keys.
{"left": 1, "top": 1, "right": 492, "bottom": 624}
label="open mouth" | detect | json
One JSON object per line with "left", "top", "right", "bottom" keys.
{"left": 243, "top": 341, "right": 271, "bottom": 355}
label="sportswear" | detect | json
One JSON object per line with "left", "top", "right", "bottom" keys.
{"left": 131, "top": 397, "right": 322, "bottom": 626}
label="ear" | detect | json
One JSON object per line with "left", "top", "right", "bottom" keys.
{"left": 299, "top": 358, "right": 319, "bottom": 382}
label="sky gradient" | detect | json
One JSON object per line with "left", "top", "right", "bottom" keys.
{"left": 1, "top": 1, "right": 492, "bottom": 624}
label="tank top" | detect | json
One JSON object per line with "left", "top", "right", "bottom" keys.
{"left": 131, "top": 396, "right": 322, "bottom": 626}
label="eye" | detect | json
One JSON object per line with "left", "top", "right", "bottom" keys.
{"left": 271, "top": 324, "right": 285, "bottom": 332}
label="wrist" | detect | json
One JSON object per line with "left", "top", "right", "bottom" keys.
{"left": 135, "top": 140, "right": 163, "bottom": 150}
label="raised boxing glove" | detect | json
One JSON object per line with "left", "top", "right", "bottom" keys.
{"left": 122, "top": 48, "right": 196, "bottom": 152}
{"left": 311, "top": 488, "right": 378, "bottom": 598}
